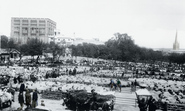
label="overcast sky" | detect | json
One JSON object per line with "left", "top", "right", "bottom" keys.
{"left": 0, "top": 0, "right": 185, "bottom": 49}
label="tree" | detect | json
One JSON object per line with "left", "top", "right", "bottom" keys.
{"left": 7, "top": 38, "right": 18, "bottom": 50}
{"left": 27, "top": 38, "right": 44, "bottom": 56}
{"left": 0, "top": 35, "right": 8, "bottom": 48}
{"left": 44, "top": 42, "right": 64, "bottom": 62}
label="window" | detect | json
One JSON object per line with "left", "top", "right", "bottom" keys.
{"left": 31, "top": 20, "right": 37, "bottom": 23}
{"left": 14, "top": 27, "right": 19, "bottom": 31}
{"left": 22, "top": 33, "right": 28, "bottom": 36}
{"left": 22, "top": 20, "right": 28, "bottom": 23}
{"left": 39, "top": 24, "right": 45, "bottom": 26}
{"left": 39, "top": 20, "right": 45, "bottom": 23}
{"left": 31, "top": 24, "right": 37, "bottom": 26}
{"left": 22, "top": 23, "right": 28, "bottom": 26}
{"left": 14, "top": 32, "right": 19, "bottom": 36}
{"left": 14, "top": 20, "right": 20, "bottom": 22}
{"left": 39, "top": 28, "right": 45, "bottom": 34}
{"left": 22, "top": 27, "right": 28, "bottom": 33}
{"left": 14, "top": 23, "right": 20, "bottom": 25}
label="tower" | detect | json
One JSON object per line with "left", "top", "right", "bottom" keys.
{"left": 173, "top": 31, "right": 179, "bottom": 50}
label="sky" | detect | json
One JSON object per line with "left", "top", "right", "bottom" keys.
{"left": 0, "top": 0, "right": 185, "bottom": 49}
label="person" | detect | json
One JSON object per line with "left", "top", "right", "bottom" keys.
{"left": 109, "top": 79, "right": 114, "bottom": 91}
{"left": 32, "top": 89, "right": 38, "bottom": 108}
{"left": 90, "top": 89, "right": 98, "bottom": 110}
{"left": 148, "top": 98, "right": 157, "bottom": 111}
{"left": 121, "top": 72, "right": 124, "bottom": 77}
{"left": 138, "top": 98, "right": 147, "bottom": 111}
{"left": 13, "top": 76, "right": 17, "bottom": 84}
{"left": 20, "top": 82, "right": 25, "bottom": 93}
{"left": 73, "top": 68, "right": 77, "bottom": 76}
{"left": 69, "top": 69, "right": 72, "bottom": 75}
{"left": 20, "top": 81, "right": 25, "bottom": 93}
{"left": 18, "top": 92, "right": 24, "bottom": 110}
{"left": 66, "top": 68, "right": 68, "bottom": 75}
{"left": 25, "top": 89, "right": 31, "bottom": 108}
{"left": 117, "top": 79, "right": 121, "bottom": 92}
{"left": 134, "top": 79, "right": 137, "bottom": 90}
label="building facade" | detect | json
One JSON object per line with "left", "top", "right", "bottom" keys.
{"left": 11, "top": 17, "right": 56, "bottom": 44}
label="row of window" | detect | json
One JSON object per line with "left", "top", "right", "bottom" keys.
{"left": 14, "top": 32, "right": 45, "bottom": 37}
{"left": 14, "top": 20, "right": 46, "bottom": 23}
{"left": 14, "top": 23, "right": 46, "bottom": 26}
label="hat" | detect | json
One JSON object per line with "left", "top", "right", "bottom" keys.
{"left": 91, "top": 89, "right": 95, "bottom": 93}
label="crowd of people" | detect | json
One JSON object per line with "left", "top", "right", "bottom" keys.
{"left": 0, "top": 60, "right": 184, "bottom": 111}
{"left": 109, "top": 79, "right": 122, "bottom": 92}
{"left": 18, "top": 81, "right": 38, "bottom": 110}
{"left": 138, "top": 96, "right": 157, "bottom": 111}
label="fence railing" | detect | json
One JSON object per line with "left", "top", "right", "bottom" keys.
{"left": 157, "top": 102, "right": 185, "bottom": 111}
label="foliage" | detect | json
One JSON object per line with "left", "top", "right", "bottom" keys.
{"left": 168, "top": 53, "right": 185, "bottom": 64}
{"left": 19, "top": 38, "right": 44, "bottom": 56}
{"left": 0, "top": 35, "right": 8, "bottom": 48}
{"left": 44, "top": 42, "right": 64, "bottom": 62}
{"left": 69, "top": 33, "right": 169, "bottom": 63}
{"left": 1, "top": 33, "right": 184, "bottom": 64}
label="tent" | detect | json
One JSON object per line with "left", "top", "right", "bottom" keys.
{"left": 135, "top": 89, "right": 152, "bottom": 103}
{"left": 136, "top": 89, "right": 151, "bottom": 96}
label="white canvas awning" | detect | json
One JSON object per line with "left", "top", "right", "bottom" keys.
{"left": 135, "top": 89, "right": 151, "bottom": 96}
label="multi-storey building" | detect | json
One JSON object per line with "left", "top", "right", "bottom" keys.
{"left": 11, "top": 17, "right": 56, "bottom": 44}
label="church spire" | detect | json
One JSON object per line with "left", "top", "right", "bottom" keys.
{"left": 173, "top": 30, "right": 179, "bottom": 50}
{"left": 175, "top": 31, "right": 178, "bottom": 43}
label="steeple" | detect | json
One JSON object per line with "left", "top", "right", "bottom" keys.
{"left": 173, "top": 31, "right": 179, "bottom": 50}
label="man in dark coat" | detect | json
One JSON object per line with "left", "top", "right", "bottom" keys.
{"left": 73, "top": 68, "right": 77, "bottom": 75}
{"left": 25, "top": 89, "right": 31, "bottom": 108}
{"left": 148, "top": 98, "right": 157, "bottom": 111}
{"left": 69, "top": 69, "right": 72, "bottom": 75}
{"left": 32, "top": 89, "right": 38, "bottom": 108}
{"left": 138, "top": 98, "right": 147, "bottom": 111}
{"left": 20, "top": 82, "right": 25, "bottom": 93}
{"left": 18, "top": 92, "right": 24, "bottom": 110}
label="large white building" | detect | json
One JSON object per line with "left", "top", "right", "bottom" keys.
{"left": 73, "top": 38, "right": 104, "bottom": 45}
{"left": 48, "top": 29, "right": 75, "bottom": 47}
{"left": 49, "top": 30, "right": 104, "bottom": 46}
{"left": 11, "top": 17, "right": 56, "bottom": 44}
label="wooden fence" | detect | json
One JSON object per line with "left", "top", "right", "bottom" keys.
{"left": 157, "top": 102, "right": 185, "bottom": 111}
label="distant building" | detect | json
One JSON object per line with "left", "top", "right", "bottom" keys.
{"left": 173, "top": 31, "right": 179, "bottom": 50}
{"left": 49, "top": 30, "right": 74, "bottom": 47}
{"left": 49, "top": 30, "right": 104, "bottom": 46}
{"left": 11, "top": 17, "right": 56, "bottom": 44}
{"left": 0, "top": 49, "right": 20, "bottom": 62}
{"left": 73, "top": 38, "right": 104, "bottom": 45}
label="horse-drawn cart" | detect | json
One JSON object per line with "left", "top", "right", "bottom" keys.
{"left": 62, "top": 90, "right": 115, "bottom": 111}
